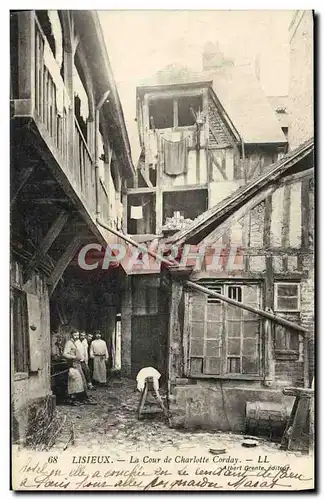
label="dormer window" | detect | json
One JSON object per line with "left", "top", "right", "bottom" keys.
{"left": 149, "top": 98, "right": 173, "bottom": 129}
{"left": 148, "top": 93, "right": 203, "bottom": 130}
{"left": 178, "top": 95, "right": 202, "bottom": 127}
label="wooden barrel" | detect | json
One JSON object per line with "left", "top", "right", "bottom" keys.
{"left": 246, "top": 402, "right": 290, "bottom": 441}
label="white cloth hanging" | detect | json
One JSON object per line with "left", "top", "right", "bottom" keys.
{"left": 73, "top": 66, "right": 89, "bottom": 121}
{"left": 43, "top": 42, "right": 64, "bottom": 115}
{"left": 47, "top": 10, "right": 63, "bottom": 70}
{"left": 130, "top": 205, "right": 143, "bottom": 220}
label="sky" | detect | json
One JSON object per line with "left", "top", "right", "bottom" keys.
{"left": 99, "top": 10, "right": 293, "bottom": 162}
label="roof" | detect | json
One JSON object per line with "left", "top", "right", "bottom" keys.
{"left": 137, "top": 64, "right": 210, "bottom": 90}
{"left": 209, "top": 64, "right": 287, "bottom": 144}
{"left": 73, "top": 11, "right": 135, "bottom": 178}
{"left": 137, "top": 62, "right": 287, "bottom": 145}
{"left": 167, "top": 137, "right": 314, "bottom": 245}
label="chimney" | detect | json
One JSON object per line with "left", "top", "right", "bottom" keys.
{"left": 202, "top": 41, "right": 234, "bottom": 71}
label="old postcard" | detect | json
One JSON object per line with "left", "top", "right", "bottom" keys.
{"left": 10, "top": 9, "right": 315, "bottom": 491}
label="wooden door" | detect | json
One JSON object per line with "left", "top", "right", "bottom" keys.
{"left": 131, "top": 315, "right": 168, "bottom": 382}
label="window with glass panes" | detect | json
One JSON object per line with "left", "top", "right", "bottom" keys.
{"left": 274, "top": 282, "right": 301, "bottom": 356}
{"left": 188, "top": 281, "right": 262, "bottom": 377}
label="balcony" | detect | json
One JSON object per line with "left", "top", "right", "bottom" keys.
{"left": 11, "top": 11, "right": 109, "bottom": 228}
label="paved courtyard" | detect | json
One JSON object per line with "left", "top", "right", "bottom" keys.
{"left": 51, "top": 378, "right": 307, "bottom": 459}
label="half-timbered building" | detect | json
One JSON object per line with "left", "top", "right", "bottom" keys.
{"left": 10, "top": 9, "right": 134, "bottom": 441}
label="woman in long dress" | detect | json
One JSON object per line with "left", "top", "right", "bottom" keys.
{"left": 90, "top": 331, "right": 109, "bottom": 385}
{"left": 63, "top": 331, "right": 87, "bottom": 403}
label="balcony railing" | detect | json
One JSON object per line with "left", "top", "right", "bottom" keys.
{"left": 74, "top": 117, "right": 96, "bottom": 215}
{"left": 34, "top": 14, "right": 69, "bottom": 164}
{"left": 98, "top": 178, "right": 110, "bottom": 223}
{"left": 13, "top": 11, "right": 112, "bottom": 225}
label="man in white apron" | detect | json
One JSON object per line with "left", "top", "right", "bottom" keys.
{"left": 63, "top": 331, "right": 97, "bottom": 405}
{"left": 90, "top": 331, "right": 109, "bottom": 385}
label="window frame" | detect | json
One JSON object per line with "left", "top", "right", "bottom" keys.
{"left": 147, "top": 89, "right": 204, "bottom": 131}
{"left": 11, "top": 286, "right": 30, "bottom": 375}
{"left": 274, "top": 282, "right": 301, "bottom": 312}
{"left": 187, "top": 281, "right": 263, "bottom": 380}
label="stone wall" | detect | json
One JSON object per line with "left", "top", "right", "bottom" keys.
{"left": 170, "top": 379, "right": 295, "bottom": 432}
{"left": 11, "top": 261, "right": 52, "bottom": 443}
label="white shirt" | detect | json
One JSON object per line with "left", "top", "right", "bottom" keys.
{"left": 90, "top": 339, "right": 109, "bottom": 359}
{"left": 136, "top": 367, "right": 161, "bottom": 392}
{"left": 81, "top": 338, "right": 88, "bottom": 363}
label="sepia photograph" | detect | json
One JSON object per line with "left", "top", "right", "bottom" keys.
{"left": 9, "top": 8, "right": 315, "bottom": 491}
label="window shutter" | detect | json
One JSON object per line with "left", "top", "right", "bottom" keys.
{"left": 12, "top": 289, "right": 29, "bottom": 373}
{"left": 189, "top": 291, "right": 207, "bottom": 375}
{"left": 26, "top": 293, "right": 43, "bottom": 372}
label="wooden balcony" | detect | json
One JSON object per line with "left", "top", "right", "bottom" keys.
{"left": 11, "top": 11, "right": 109, "bottom": 230}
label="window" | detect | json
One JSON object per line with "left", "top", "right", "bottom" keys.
{"left": 274, "top": 325, "right": 300, "bottom": 355}
{"left": 188, "top": 282, "right": 262, "bottom": 378}
{"left": 149, "top": 98, "right": 173, "bottom": 129}
{"left": 178, "top": 95, "right": 203, "bottom": 127}
{"left": 148, "top": 94, "right": 203, "bottom": 130}
{"left": 228, "top": 286, "right": 242, "bottom": 302}
{"left": 274, "top": 283, "right": 300, "bottom": 312}
{"left": 12, "top": 288, "right": 29, "bottom": 373}
{"left": 274, "top": 282, "right": 301, "bottom": 357}
{"left": 196, "top": 279, "right": 222, "bottom": 303}
{"left": 163, "top": 189, "right": 208, "bottom": 225}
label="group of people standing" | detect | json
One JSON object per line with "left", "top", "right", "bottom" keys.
{"left": 63, "top": 330, "right": 109, "bottom": 405}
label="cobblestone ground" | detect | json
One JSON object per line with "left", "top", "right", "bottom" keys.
{"left": 52, "top": 378, "right": 306, "bottom": 459}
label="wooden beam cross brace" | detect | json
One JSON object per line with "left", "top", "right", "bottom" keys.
{"left": 23, "top": 211, "right": 69, "bottom": 283}
{"left": 10, "top": 165, "right": 35, "bottom": 206}
{"left": 96, "top": 218, "right": 307, "bottom": 334}
{"left": 47, "top": 235, "right": 82, "bottom": 296}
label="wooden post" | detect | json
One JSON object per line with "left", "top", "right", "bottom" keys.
{"left": 122, "top": 188, "right": 128, "bottom": 234}
{"left": 263, "top": 194, "right": 275, "bottom": 384}
{"left": 167, "top": 279, "right": 183, "bottom": 394}
{"left": 23, "top": 211, "right": 69, "bottom": 283}
{"left": 18, "top": 11, "right": 35, "bottom": 104}
{"left": 121, "top": 275, "right": 132, "bottom": 377}
{"left": 155, "top": 133, "right": 163, "bottom": 234}
{"left": 264, "top": 316, "right": 275, "bottom": 386}
{"left": 47, "top": 235, "right": 81, "bottom": 296}
{"left": 182, "top": 291, "right": 190, "bottom": 377}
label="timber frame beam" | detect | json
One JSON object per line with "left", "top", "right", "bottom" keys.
{"left": 97, "top": 218, "right": 307, "bottom": 334}
{"left": 186, "top": 280, "right": 307, "bottom": 334}
{"left": 10, "top": 165, "right": 35, "bottom": 206}
{"left": 47, "top": 235, "right": 82, "bottom": 296}
{"left": 23, "top": 211, "right": 69, "bottom": 283}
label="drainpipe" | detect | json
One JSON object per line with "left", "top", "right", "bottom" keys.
{"left": 95, "top": 90, "right": 110, "bottom": 220}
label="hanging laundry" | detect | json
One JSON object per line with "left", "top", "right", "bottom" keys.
{"left": 162, "top": 137, "right": 188, "bottom": 176}
{"left": 130, "top": 205, "right": 143, "bottom": 220}
{"left": 73, "top": 66, "right": 89, "bottom": 122}
{"left": 47, "top": 11, "right": 63, "bottom": 70}
{"left": 43, "top": 41, "right": 65, "bottom": 115}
